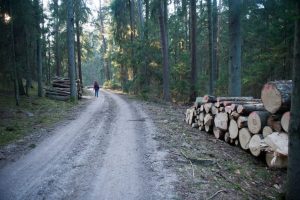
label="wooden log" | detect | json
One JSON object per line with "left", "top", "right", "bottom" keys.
{"left": 217, "top": 96, "right": 254, "bottom": 102}
{"left": 229, "top": 119, "right": 239, "bottom": 139}
{"left": 199, "top": 122, "right": 205, "bottom": 131}
{"left": 194, "top": 97, "right": 204, "bottom": 107}
{"left": 248, "top": 111, "right": 270, "bottom": 134}
{"left": 213, "top": 126, "right": 225, "bottom": 139}
{"left": 262, "top": 126, "right": 273, "bottom": 138}
{"left": 267, "top": 115, "right": 282, "bottom": 132}
{"left": 239, "top": 128, "right": 252, "bottom": 150}
{"left": 192, "top": 123, "right": 199, "bottom": 128}
{"left": 204, "top": 113, "right": 213, "bottom": 126}
{"left": 249, "top": 134, "right": 264, "bottom": 157}
{"left": 237, "top": 103, "right": 265, "bottom": 114}
{"left": 231, "top": 111, "right": 240, "bottom": 120}
{"left": 214, "top": 112, "right": 228, "bottom": 131}
{"left": 224, "top": 132, "right": 230, "bottom": 143}
{"left": 205, "top": 124, "right": 212, "bottom": 132}
{"left": 203, "top": 95, "right": 217, "bottom": 103}
{"left": 265, "top": 152, "right": 288, "bottom": 168}
{"left": 261, "top": 80, "right": 292, "bottom": 114}
{"left": 199, "top": 112, "right": 204, "bottom": 122}
{"left": 200, "top": 105, "right": 204, "bottom": 112}
{"left": 225, "top": 106, "right": 232, "bottom": 114}
{"left": 237, "top": 116, "right": 248, "bottom": 128}
{"left": 281, "top": 111, "right": 290, "bottom": 133}
{"left": 52, "top": 83, "right": 71, "bottom": 88}
{"left": 264, "top": 132, "right": 288, "bottom": 156}
{"left": 211, "top": 105, "right": 219, "bottom": 115}
{"left": 204, "top": 103, "right": 213, "bottom": 113}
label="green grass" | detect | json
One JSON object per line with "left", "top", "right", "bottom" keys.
{"left": 0, "top": 87, "right": 78, "bottom": 146}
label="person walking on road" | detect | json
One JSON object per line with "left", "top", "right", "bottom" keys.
{"left": 94, "top": 81, "right": 100, "bottom": 97}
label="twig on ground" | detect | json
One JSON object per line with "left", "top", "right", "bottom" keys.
{"left": 206, "top": 189, "right": 227, "bottom": 200}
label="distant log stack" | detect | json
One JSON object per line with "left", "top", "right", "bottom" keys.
{"left": 185, "top": 80, "right": 292, "bottom": 169}
{"left": 45, "top": 77, "right": 83, "bottom": 101}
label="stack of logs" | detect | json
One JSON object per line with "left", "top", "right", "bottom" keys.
{"left": 45, "top": 77, "right": 83, "bottom": 101}
{"left": 185, "top": 80, "right": 292, "bottom": 168}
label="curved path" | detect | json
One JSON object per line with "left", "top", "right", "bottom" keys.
{"left": 0, "top": 90, "right": 176, "bottom": 200}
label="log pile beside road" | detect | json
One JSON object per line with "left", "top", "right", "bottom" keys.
{"left": 45, "top": 77, "right": 83, "bottom": 101}
{"left": 185, "top": 80, "right": 292, "bottom": 168}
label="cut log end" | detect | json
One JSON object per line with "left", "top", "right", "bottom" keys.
{"left": 249, "top": 134, "right": 264, "bottom": 157}
{"left": 261, "top": 80, "right": 292, "bottom": 114}
{"left": 239, "top": 128, "right": 252, "bottom": 150}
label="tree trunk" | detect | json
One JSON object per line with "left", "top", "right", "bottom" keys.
{"left": 207, "top": 0, "right": 213, "bottom": 95}
{"left": 287, "top": 2, "right": 300, "bottom": 197}
{"left": 53, "top": 0, "right": 61, "bottom": 76}
{"left": 67, "top": 0, "right": 77, "bottom": 101}
{"left": 158, "top": 0, "right": 171, "bottom": 101}
{"left": 25, "top": 26, "right": 32, "bottom": 96}
{"left": 37, "top": 27, "right": 43, "bottom": 97}
{"left": 189, "top": 0, "right": 197, "bottom": 102}
{"left": 261, "top": 80, "right": 292, "bottom": 114}
{"left": 228, "top": 0, "right": 241, "bottom": 96}
{"left": 99, "top": 0, "right": 110, "bottom": 81}
{"left": 10, "top": 5, "right": 19, "bottom": 106}
{"left": 75, "top": 18, "right": 82, "bottom": 85}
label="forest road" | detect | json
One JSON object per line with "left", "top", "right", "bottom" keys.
{"left": 0, "top": 89, "right": 176, "bottom": 200}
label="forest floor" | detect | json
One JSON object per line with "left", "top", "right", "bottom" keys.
{"left": 0, "top": 89, "right": 287, "bottom": 199}
{"left": 136, "top": 97, "right": 287, "bottom": 200}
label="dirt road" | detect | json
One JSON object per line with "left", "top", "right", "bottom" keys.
{"left": 0, "top": 90, "right": 176, "bottom": 200}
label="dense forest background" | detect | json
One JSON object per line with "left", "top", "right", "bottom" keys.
{"left": 0, "top": 0, "right": 296, "bottom": 103}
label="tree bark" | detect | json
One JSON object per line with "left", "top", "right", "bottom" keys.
{"left": 75, "top": 17, "right": 82, "bottom": 85}
{"left": 207, "top": 0, "right": 213, "bottom": 95}
{"left": 189, "top": 0, "right": 197, "bottom": 102}
{"left": 10, "top": 4, "right": 19, "bottom": 106}
{"left": 237, "top": 103, "right": 265, "bottom": 114}
{"left": 158, "top": 0, "right": 171, "bottom": 101}
{"left": 228, "top": 0, "right": 241, "bottom": 96}
{"left": 67, "top": 0, "right": 77, "bottom": 101}
{"left": 287, "top": 2, "right": 300, "bottom": 198}
{"left": 53, "top": 0, "right": 61, "bottom": 76}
